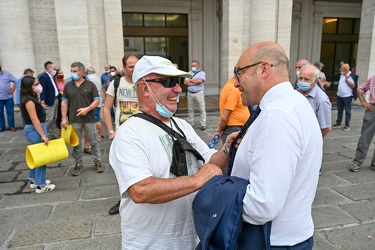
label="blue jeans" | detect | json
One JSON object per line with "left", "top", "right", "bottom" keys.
{"left": 24, "top": 123, "right": 48, "bottom": 186}
{"left": 336, "top": 95, "right": 352, "bottom": 126}
{"left": 0, "top": 97, "right": 15, "bottom": 129}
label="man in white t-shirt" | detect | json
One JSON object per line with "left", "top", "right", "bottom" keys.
{"left": 232, "top": 42, "right": 322, "bottom": 249}
{"left": 109, "top": 55, "right": 233, "bottom": 249}
{"left": 103, "top": 54, "right": 139, "bottom": 216}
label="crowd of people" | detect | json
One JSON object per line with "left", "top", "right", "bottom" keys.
{"left": 1, "top": 41, "right": 375, "bottom": 249}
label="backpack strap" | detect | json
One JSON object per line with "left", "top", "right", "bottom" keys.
{"left": 133, "top": 112, "right": 186, "bottom": 140}
{"left": 113, "top": 76, "right": 121, "bottom": 107}
{"left": 133, "top": 112, "right": 205, "bottom": 163}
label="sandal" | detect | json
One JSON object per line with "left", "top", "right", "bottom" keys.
{"left": 84, "top": 148, "right": 92, "bottom": 154}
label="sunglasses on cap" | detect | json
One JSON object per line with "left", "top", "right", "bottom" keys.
{"left": 143, "top": 77, "right": 181, "bottom": 88}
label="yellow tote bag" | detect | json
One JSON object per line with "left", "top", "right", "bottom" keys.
{"left": 26, "top": 138, "right": 69, "bottom": 169}
{"left": 61, "top": 125, "right": 79, "bottom": 146}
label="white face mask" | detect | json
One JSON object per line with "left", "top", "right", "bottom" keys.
{"left": 110, "top": 72, "right": 116, "bottom": 76}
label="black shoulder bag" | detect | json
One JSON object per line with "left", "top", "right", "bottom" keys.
{"left": 133, "top": 113, "right": 205, "bottom": 177}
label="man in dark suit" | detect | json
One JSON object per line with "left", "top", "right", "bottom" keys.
{"left": 39, "top": 61, "right": 59, "bottom": 139}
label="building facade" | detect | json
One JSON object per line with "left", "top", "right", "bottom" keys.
{"left": 0, "top": 0, "right": 373, "bottom": 95}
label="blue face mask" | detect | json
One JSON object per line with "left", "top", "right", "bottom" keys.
{"left": 71, "top": 73, "right": 79, "bottom": 80}
{"left": 156, "top": 103, "right": 174, "bottom": 118}
{"left": 340, "top": 71, "right": 344, "bottom": 75}
{"left": 192, "top": 67, "right": 197, "bottom": 72}
{"left": 51, "top": 70, "right": 56, "bottom": 76}
{"left": 297, "top": 81, "right": 311, "bottom": 91}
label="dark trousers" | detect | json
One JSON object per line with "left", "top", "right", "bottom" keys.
{"left": 336, "top": 95, "right": 352, "bottom": 126}
{"left": 271, "top": 236, "right": 313, "bottom": 250}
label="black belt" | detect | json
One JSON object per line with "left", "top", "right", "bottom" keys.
{"left": 188, "top": 90, "right": 201, "bottom": 93}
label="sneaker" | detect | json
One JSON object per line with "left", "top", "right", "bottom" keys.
{"left": 72, "top": 164, "right": 83, "bottom": 176}
{"left": 30, "top": 180, "right": 51, "bottom": 189}
{"left": 349, "top": 162, "right": 360, "bottom": 172}
{"left": 35, "top": 184, "right": 56, "bottom": 194}
{"left": 95, "top": 162, "right": 104, "bottom": 173}
{"left": 369, "top": 165, "right": 375, "bottom": 171}
{"left": 200, "top": 126, "right": 206, "bottom": 131}
{"left": 108, "top": 200, "right": 121, "bottom": 215}
{"left": 342, "top": 126, "right": 350, "bottom": 132}
{"left": 332, "top": 124, "right": 341, "bottom": 129}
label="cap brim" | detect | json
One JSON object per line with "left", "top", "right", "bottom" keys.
{"left": 152, "top": 68, "right": 192, "bottom": 78}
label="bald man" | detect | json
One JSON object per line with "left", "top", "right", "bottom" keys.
{"left": 232, "top": 42, "right": 322, "bottom": 249}
{"left": 332, "top": 63, "right": 359, "bottom": 131}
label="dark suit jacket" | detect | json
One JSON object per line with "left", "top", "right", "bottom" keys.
{"left": 350, "top": 73, "right": 359, "bottom": 100}
{"left": 39, "top": 72, "right": 57, "bottom": 106}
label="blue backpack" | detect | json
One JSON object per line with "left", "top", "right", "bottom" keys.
{"left": 192, "top": 175, "right": 271, "bottom": 250}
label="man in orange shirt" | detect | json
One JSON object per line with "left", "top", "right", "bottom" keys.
{"left": 216, "top": 77, "right": 250, "bottom": 144}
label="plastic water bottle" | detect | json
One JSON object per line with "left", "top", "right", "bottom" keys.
{"left": 208, "top": 133, "right": 220, "bottom": 149}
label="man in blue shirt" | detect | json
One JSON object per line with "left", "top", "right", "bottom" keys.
{"left": 184, "top": 60, "right": 207, "bottom": 130}
{"left": 0, "top": 64, "right": 18, "bottom": 132}
{"left": 100, "top": 63, "right": 111, "bottom": 93}
{"left": 16, "top": 68, "right": 34, "bottom": 105}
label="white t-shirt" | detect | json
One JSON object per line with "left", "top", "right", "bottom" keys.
{"left": 88, "top": 73, "right": 103, "bottom": 107}
{"left": 109, "top": 116, "right": 216, "bottom": 250}
{"left": 231, "top": 82, "right": 323, "bottom": 246}
{"left": 106, "top": 77, "right": 138, "bottom": 129}
{"left": 337, "top": 72, "right": 354, "bottom": 98}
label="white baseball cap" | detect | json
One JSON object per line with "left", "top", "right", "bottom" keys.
{"left": 132, "top": 55, "right": 192, "bottom": 84}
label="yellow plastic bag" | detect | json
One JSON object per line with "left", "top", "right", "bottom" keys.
{"left": 26, "top": 138, "right": 69, "bottom": 169}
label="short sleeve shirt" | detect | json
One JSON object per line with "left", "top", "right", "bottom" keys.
{"left": 106, "top": 77, "right": 138, "bottom": 129}
{"left": 62, "top": 79, "right": 99, "bottom": 123}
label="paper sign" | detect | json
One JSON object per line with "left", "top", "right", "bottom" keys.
{"left": 61, "top": 125, "right": 79, "bottom": 146}
{"left": 26, "top": 138, "right": 69, "bottom": 169}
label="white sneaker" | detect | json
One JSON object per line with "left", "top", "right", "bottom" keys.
{"left": 30, "top": 180, "right": 51, "bottom": 189}
{"left": 35, "top": 184, "right": 56, "bottom": 194}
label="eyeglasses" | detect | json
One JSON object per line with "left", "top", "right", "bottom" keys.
{"left": 233, "top": 61, "right": 264, "bottom": 82}
{"left": 234, "top": 62, "right": 275, "bottom": 82}
{"left": 144, "top": 77, "right": 181, "bottom": 88}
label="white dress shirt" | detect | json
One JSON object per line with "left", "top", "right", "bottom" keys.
{"left": 231, "top": 82, "right": 323, "bottom": 246}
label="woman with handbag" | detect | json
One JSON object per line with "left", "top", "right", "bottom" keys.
{"left": 21, "top": 76, "right": 55, "bottom": 193}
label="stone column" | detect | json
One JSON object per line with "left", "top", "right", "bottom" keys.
{"left": 357, "top": 0, "right": 375, "bottom": 80}
{"left": 54, "top": 0, "right": 91, "bottom": 74}
{"left": 0, "top": 0, "right": 36, "bottom": 75}
{"left": 103, "top": 0, "right": 124, "bottom": 68}
{"left": 248, "top": 0, "right": 292, "bottom": 57}
{"left": 221, "top": 0, "right": 247, "bottom": 82}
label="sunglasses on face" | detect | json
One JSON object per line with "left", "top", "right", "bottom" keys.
{"left": 144, "top": 77, "right": 181, "bottom": 88}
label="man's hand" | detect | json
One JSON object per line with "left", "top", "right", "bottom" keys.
{"left": 76, "top": 107, "right": 88, "bottom": 116}
{"left": 60, "top": 117, "right": 68, "bottom": 129}
{"left": 193, "top": 163, "right": 223, "bottom": 188}
{"left": 362, "top": 101, "right": 375, "bottom": 111}
{"left": 224, "top": 131, "right": 240, "bottom": 151}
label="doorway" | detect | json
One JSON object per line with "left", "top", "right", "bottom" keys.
{"left": 320, "top": 18, "right": 360, "bottom": 91}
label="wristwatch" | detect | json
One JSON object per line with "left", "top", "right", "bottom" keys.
{"left": 108, "top": 130, "right": 114, "bottom": 135}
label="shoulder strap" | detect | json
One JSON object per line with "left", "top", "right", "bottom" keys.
{"left": 113, "top": 77, "right": 121, "bottom": 106}
{"left": 133, "top": 113, "right": 186, "bottom": 140}
{"left": 192, "top": 70, "right": 200, "bottom": 78}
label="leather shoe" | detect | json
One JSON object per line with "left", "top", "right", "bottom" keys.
{"left": 10, "top": 128, "right": 17, "bottom": 132}
{"left": 200, "top": 126, "right": 206, "bottom": 131}
{"left": 108, "top": 200, "right": 120, "bottom": 215}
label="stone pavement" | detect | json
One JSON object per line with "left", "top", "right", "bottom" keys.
{"left": 1, "top": 101, "right": 375, "bottom": 249}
